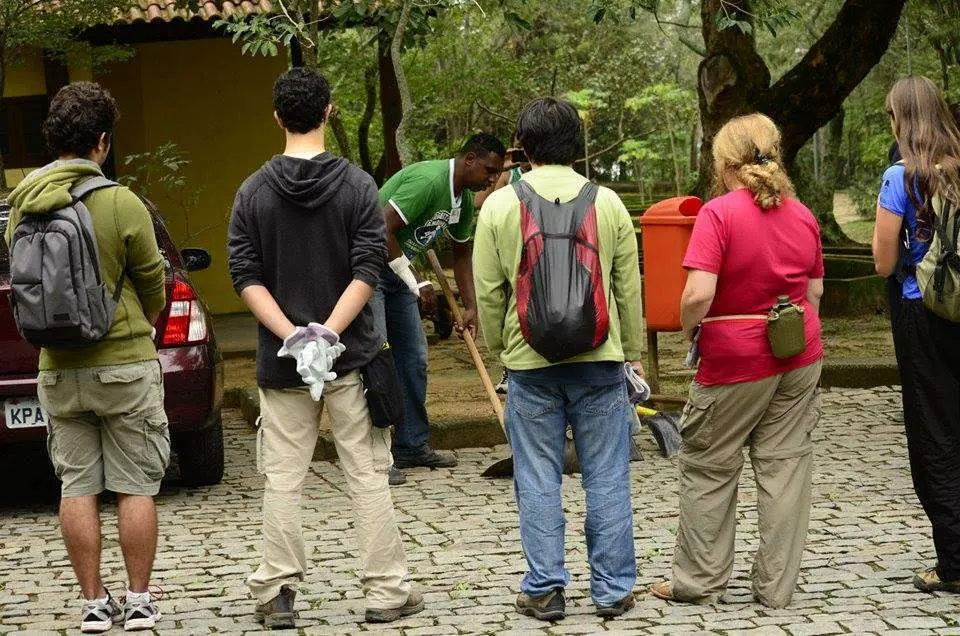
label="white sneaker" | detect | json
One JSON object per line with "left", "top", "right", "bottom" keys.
{"left": 80, "top": 592, "right": 122, "bottom": 633}
{"left": 122, "top": 594, "right": 161, "bottom": 631}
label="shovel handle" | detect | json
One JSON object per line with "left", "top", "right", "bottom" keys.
{"left": 425, "top": 249, "right": 505, "bottom": 429}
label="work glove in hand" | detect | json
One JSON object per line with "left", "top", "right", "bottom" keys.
{"left": 277, "top": 324, "right": 345, "bottom": 401}
{"left": 296, "top": 339, "right": 346, "bottom": 401}
{"left": 624, "top": 362, "right": 651, "bottom": 404}
{"left": 388, "top": 255, "right": 421, "bottom": 297}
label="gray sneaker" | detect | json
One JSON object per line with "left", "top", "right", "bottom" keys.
{"left": 365, "top": 590, "right": 425, "bottom": 623}
{"left": 80, "top": 592, "right": 122, "bottom": 633}
{"left": 388, "top": 465, "right": 407, "bottom": 485}
{"left": 122, "top": 594, "right": 161, "bottom": 631}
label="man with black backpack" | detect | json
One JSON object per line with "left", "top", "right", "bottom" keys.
{"left": 473, "top": 97, "right": 645, "bottom": 621}
{"left": 4, "top": 82, "right": 167, "bottom": 632}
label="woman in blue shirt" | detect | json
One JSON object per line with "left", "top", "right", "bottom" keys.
{"left": 873, "top": 75, "right": 960, "bottom": 594}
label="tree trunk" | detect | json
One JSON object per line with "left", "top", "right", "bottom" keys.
{"left": 824, "top": 110, "right": 845, "bottom": 188}
{"left": 327, "top": 111, "right": 353, "bottom": 162}
{"left": 583, "top": 122, "right": 590, "bottom": 180}
{"left": 695, "top": 0, "right": 907, "bottom": 239}
{"left": 669, "top": 130, "right": 682, "bottom": 195}
{"left": 378, "top": 32, "right": 403, "bottom": 178}
{"left": 390, "top": 0, "right": 414, "bottom": 167}
{"left": 358, "top": 65, "right": 378, "bottom": 176}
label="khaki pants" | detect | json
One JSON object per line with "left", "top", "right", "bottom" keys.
{"left": 246, "top": 371, "right": 410, "bottom": 609}
{"left": 671, "top": 360, "right": 822, "bottom": 608}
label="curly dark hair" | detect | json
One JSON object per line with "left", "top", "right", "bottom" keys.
{"left": 457, "top": 132, "right": 506, "bottom": 158}
{"left": 273, "top": 67, "right": 331, "bottom": 134}
{"left": 43, "top": 82, "right": 119, "bottom": 157}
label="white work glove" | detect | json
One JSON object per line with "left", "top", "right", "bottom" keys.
{"left": 389, "top": 254, "right": 422, "bottom": 297}
{"left": 278, "top": 323, "right": 346, "bottom": 401}
{"left": 296, "top": 339, "right": 344, "bottom": 400}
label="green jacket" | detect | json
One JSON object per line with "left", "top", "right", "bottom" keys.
{"left": 473, "top": 165, "right": 644, "bottom": 371}
{"left": 4, "top": 160, "right": 166, "bottom": 370}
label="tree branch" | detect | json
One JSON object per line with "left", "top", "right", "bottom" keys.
{"left": 473, "top": 99, "right": 513, "bottom": 124}
{"left": 391, "top": 0, "right": 414, "bottom": 166}
{"left": 759, "top": 0, "right": 908, "bottom": 163}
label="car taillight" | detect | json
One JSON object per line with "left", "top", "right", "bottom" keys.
{"left": 161, "top": 278, "right": 207, "bottom": 346}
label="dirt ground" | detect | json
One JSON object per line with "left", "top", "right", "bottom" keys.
{"left": 223, "top": 315, "right": 895, "bottom": 421}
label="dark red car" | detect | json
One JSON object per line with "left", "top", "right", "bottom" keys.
{"left": 0, "top": 199, "right": 224, "bottom": 487}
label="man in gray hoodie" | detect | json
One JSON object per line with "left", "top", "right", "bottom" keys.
{"left": 227, "top": 67, "right": 421, "bottom": 628}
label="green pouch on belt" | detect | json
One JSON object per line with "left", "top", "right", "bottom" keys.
{"left": 766, "top": 295, "right": 806, "bottom": 359}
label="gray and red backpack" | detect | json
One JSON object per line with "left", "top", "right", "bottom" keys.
{"left": 513, "top": 180, "right": 609, "bottom": 362}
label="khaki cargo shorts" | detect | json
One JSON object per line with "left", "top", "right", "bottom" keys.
{"left": 37, "top": 360, "right": 170, "bottom": 498}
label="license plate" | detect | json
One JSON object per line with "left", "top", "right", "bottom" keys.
{"left": 4, "top": 398, "right": 48, "bottom": 429}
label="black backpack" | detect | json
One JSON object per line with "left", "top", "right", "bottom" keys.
{"left": 513, "top": 180, "right": 609, "bottom": 363}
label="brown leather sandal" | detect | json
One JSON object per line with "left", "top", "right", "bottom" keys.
{"left": 650, "top": 580, "right": 675, "bottom": 601}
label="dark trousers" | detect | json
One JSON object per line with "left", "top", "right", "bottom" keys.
{"left": 889, "top": 280, "right": 960, "bottom": 580}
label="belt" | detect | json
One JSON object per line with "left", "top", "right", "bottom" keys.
{"left": 701, "top": 314, "right": 768, "bottom": 323}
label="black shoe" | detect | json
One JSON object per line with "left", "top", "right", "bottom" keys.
{"left": 255, "top": 585, "right": 296, "bottom": 629}
{"left": 596, "top": 593, "right": 636, "bottom": 618}
{"left": 495, "top": 370, "right": 508, "bottom": 395}
{"left": 516, "top": 588, "right": 565, "bottom": 622}
{"left": 393, "top": 448, "right": 458, "bottom": 469}
{"left": 388, "top": 465, "right": 407, "bottom": 485}
{"left": 365, "top": 590, "right": 425, "bottom": 623}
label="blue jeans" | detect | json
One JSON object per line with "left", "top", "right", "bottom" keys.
{"left": 505, "top": 362, "right": 636, "bottom": 606}
{"left": 370, "top": 268, "right": 431, "bottom": 459}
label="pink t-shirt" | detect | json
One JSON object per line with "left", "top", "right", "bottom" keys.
{"left": 682, "top": 188, "right": 825, "bottom": 386}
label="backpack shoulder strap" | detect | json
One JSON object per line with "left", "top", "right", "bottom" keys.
{"left": 67, "top": 176, "right": 125, "bottom": 302}
{"left": 69, "top": 176, "right": 117, "bottom": 201}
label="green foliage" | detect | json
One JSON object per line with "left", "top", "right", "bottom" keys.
{"left": 120, "top": 143, "right": 204, "bottom": 227}
{"left": 714, "top": 0, "right": 802, "bottom": 37}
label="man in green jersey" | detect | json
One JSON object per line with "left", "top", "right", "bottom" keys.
{"left": 374, "top": 133, "right": 505, "bottom": 484}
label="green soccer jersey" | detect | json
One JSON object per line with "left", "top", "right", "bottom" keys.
{"left": 378, "top": 159, "right": 476, "bottom": 256}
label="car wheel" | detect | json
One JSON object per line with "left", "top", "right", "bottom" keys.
{"left": 175, "top": 416, "right": 225, "bottom": 487}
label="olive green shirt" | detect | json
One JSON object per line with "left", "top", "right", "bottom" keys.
{"left": 5, "top": 160, "right": 166, "bottom": 370}
{"left": 473, "top": 165, "right": 644, "bottom": 371}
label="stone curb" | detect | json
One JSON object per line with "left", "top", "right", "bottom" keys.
{"left": 224, "top": 387, "right": 506, "bottom": 461}
{"left": 223, "top": 356, "right": 901, "bottom": 460}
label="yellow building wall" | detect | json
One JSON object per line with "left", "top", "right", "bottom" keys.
{"left": 3, "top": 50, "right": 46, "bottom": 187}
{"left": 3, "top": 48, "right": 97, "bottom": 187}
{"left": 98, "top": 39, "right": 287, "bottom": 314}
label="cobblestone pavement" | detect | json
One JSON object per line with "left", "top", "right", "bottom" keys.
{"left": 2, "top": 387, "right": 960, "bottom": 635}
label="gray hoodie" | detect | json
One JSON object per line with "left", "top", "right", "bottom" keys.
{"left": 227, "top": 152, "right": 386, "bottom": 388}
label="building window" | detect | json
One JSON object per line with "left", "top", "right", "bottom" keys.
{"left": 1, "top": 96, "right": 51, "bottom": 169}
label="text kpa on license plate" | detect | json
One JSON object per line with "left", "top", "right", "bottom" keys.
{"left": 4, "top": 398, "right": 48, "bottom": 429}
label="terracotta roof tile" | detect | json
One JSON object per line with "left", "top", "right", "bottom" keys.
{"left": 113, "top": 0, "right": 273, "bottom": 25}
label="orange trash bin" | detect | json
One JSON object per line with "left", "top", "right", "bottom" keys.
{"left": 638, "top": 196, "right": 703, "bottom": 332}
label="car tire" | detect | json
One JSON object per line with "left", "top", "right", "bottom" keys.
{"left": 175, "top": 416, "right": 225, "bottom": 487}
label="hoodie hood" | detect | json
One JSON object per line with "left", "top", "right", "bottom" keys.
{"left": 8, "top": 159, "right": 105, "bottom": 215}
{"left": 262, "top": 152, "right": 349, "bottom": 209}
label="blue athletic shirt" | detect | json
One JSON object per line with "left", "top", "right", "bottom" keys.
{"left": 878, "top": 162, "right": 931, "bottom": 300}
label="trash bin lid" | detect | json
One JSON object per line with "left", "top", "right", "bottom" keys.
{"left": 638, "top": 196, "right": 702, "bottom": 226}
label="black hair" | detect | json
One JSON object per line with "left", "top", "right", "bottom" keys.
{"left": 43, "top": 82, "right": 119, "bottom": 157}
{"left": 515, "top": 98, "right": 583, "bottom": 166}
{"left": 457, "top": 132, "right": 506, "bottom": 158}
{"left": 273, "top": 67, "right": 331, "bottom": 134}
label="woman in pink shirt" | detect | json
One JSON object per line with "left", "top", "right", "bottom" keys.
{"left": 651, "top": 114, "right": 825, "bottom": 608}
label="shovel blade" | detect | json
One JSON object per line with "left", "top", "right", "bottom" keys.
{"left": 644, "top": 413, "right": 682, "bottom": 457}
{"left": 481, "top": 455, "right": 514, "bottom": 478}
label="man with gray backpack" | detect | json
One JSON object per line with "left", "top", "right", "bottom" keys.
{"left": 4, "top": 82, "right": 168, "bottom": 631}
